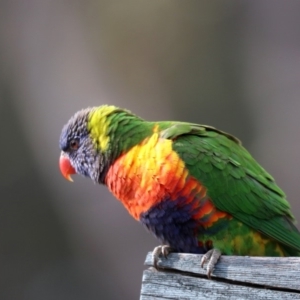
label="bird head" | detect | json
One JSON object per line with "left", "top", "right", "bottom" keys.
{"left": 59, "top": 107, "right": 100, "bottom": 182}
{"left": 59, "top": 105, "right": 149, "bottom": 184}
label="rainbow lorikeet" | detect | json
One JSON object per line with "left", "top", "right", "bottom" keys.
{"left": 59, "top": 105, "right": 300, "bottom": 277}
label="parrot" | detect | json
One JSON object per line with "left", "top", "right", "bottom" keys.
{"left": 59, "top": 105, "right": 300, "bottom": 277}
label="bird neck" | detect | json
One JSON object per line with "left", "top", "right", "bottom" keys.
{"left": 89, "top": 109, "right": 154, "bottom": 183}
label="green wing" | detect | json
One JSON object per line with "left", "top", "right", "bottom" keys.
{"left": 159, "top": 122, "right": 300, "bottom": 252}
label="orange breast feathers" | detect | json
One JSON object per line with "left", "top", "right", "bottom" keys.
{"left": 105, "top": 132, "right": 211, "bottom": 220}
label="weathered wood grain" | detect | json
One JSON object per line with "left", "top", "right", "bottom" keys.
{"left": 140, "top": 268, "right": 300, "bottom": 300}
{"left": 144, "top": 252, "right": 300, "bottom": 290}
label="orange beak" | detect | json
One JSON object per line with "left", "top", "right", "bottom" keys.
{"left": 59, "top": 152, "right": 76, "bottom": 182}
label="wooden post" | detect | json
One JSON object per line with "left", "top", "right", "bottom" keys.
{"left": 140, "top": 252, "right": 300, "bottom": 299}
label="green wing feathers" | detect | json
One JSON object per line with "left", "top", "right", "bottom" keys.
{"left": 161, "top": 122, "right": 300, "bottom": 254}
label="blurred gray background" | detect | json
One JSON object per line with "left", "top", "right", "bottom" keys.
{"left": 1, "top": 1, "right": 300, "bottom": 299}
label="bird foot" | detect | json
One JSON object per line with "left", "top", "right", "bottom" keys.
{"left": 152, "top": 245, "right": 174, "bottom": 268}
{"left": 200, "top": 249, "right": 221, "bottom": 278}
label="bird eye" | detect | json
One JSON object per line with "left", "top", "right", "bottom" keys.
{"left": 69, "top": 139, "right": 79, "bottom": 150}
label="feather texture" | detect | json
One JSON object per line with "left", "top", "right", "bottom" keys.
{"left": 60, "top": 105, "right": 300, "bottom": 257}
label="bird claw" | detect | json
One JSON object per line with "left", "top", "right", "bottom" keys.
{"left": 152, "top": 245, "right": 173, "bottom": 268}
{"left": 200, "top": 249, "right": 221, "bottom": 278}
